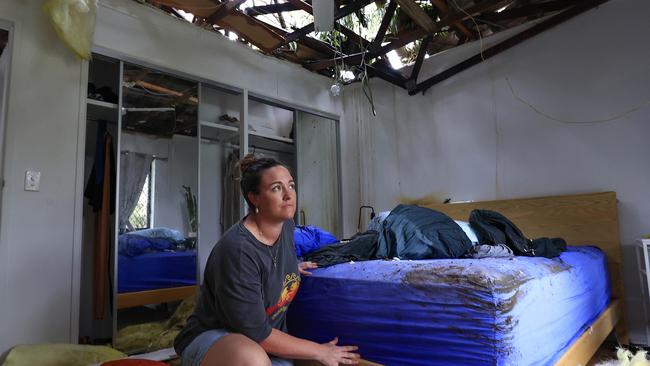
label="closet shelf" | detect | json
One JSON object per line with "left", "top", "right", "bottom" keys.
{"left": 200, "top": 121, "right": 294, "bottom": 144}
{"left": 200, "top": 120, "right": 239, "bottom": 133}
{"left": 87, "top": 98, "right": 119, "bottom": 122}
{"left": 249, "top": 131, "right": 293, "bottom": 144}
{"left": 87, "top": 98, "right": 118, "bottom": 109}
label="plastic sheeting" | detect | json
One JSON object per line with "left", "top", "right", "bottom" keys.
{"left": 288, "top": 246, "right": 610, "bottom": 366}
{"left": 44, "top": 0, "right": 97, "bottom": 60}
{"left": 118, "top": 250, "right": 197, "bottom": 293}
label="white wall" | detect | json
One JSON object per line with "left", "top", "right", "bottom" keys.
{"left": 343, "top": 0, "right": 650, "bottom": 344}
{"left": 0, "top": 0, "right": 344, "bottom": 356}
{"left": 0, "top": 1, "right": 87, "bottom": 355}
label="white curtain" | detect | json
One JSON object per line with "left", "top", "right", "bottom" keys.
{"left": 350, "top": 86, "right": 376, "bottom": 222}
{"left": 119, "top": 152, "right": 153, "bottom": 232}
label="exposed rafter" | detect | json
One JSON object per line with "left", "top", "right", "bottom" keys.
{"left": 281, "top": 0, "right": 378, "bottom": 46}
{"left": 305, "top": 0, "right": 515, "bottom": 72}
{"left": 246, "top": 3, "right": 299, "bottom": 16}
{"left": 480, "top": 0, "right": 576, "bottom": 22}
{"left": 407, "top": 35, "right": 431, "bottom": 89}
{"left": 429, "top": 0, "right": 474, "bottom": 41}
{"left": 395, "top": 0, "right": 438, "bottom": 33}
{"left": 409, "top": 0, "right": 611, "bottom": 95}
{"left": 368, "top": 0, "right": 398, "bottom": 52}
{"left": 205, "top": 0, "right": 247, "bottom": 23}
{"left": 139, "top": 0, "right": 590, "bottom": 93}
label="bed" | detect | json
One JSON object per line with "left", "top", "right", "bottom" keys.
{"left": 116, "top": 230, "right": 198, "bottom": 309}
{"left": 290, "top": 192, "right": 628, "bottom": 366}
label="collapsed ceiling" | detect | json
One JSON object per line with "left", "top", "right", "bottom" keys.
{"left": 135, "top": 0, "right": 607, "bottom": 95}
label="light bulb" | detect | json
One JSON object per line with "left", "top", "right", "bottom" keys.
{"left": 330, "top": 83, "right": 341, "bottom": 97}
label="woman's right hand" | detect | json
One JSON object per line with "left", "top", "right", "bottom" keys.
{"left": 316, "top": 337, "right": 360, "bottom": 365}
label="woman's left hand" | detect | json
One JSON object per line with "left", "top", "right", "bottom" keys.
{"left": 298, "top": 261, "right": 318, "bottom": 276}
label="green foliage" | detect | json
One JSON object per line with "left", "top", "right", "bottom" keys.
{"left": 182, "top": 185, "right": 197, "bottom": 234}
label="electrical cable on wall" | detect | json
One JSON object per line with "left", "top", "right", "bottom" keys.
{"left": 505, "top": 76, "right": 650, "bottom": 124}
{"left": 444, "top": 2, "right": 648, "bottom": 125}
{"left": 449, "top": 0, "right": 485, "bottom": 62}
{"left": 358, "top": 18, "right": 377, "bottom": 116}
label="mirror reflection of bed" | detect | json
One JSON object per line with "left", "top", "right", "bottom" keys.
{"left": 114, "top": 63, "right": 199, "bottom": 354}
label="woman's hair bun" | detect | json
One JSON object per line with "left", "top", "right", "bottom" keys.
{"left": 239, "top": 153, "right": 258, "bottom": 175}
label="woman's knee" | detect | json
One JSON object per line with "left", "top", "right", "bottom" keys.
{"left": 201, "top": 333, "right": 271, "bottom": 366}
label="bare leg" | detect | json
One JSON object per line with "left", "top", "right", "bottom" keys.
{"left": 201, "top": 333, "right": 272, "bottom": 366}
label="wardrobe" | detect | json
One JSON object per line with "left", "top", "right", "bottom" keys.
{"left": 79, "top": 52, "right": 341, "bottom": 354}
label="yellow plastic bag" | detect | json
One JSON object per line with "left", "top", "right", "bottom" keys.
{"left": 43, "top": 0, "right": 98, "bottom": 60}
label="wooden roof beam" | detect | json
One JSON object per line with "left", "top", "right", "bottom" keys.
{"left": 395, "top": 0, "right": 437, "bottom": 33}
{"left": 376, "top": 0, "right": 514, "bottom": 55}
{"left": 367, "top": 59, "right": 409, "bottom": 89}
{"left": 368, "top": 0, "right": 398, "bottom": 51}
{"left": 430, "top": 0, "right": 475, "bottom": 40}
{"left": 280, "top": 0, "right": 379, "bottom": 46}
{"left": 335, "top": 23, "right": 370, "bottom": 48}
{"left": 409, "top": 0, "right": 611, "bottom": 95}
{"left": 283, "top": 0, "right": 370, "bottom": 49}
{"left": 479, "top": 0, "right": 577, "bottom": 22}
{"left": 206, "top": 0, "right": 247, "bottom": 23}
{"left": 262, "top": 18, "right": 336, "bottom": 58}
{"left": 406, "top": 35, "right": 431, "bottom": 88}
{"left": 268, "top": 0, "right": 406, "bottom": 89}
{"left": 245, "top": 3, "right": 299, "bottom": 16}
{"left": 284, "top": 0, "right": 313, "bottom": 13}
{"left": 306, "top": 0, "right": 514, "bottom": 71}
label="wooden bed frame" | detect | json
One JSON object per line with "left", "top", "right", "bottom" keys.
{"left": 298, "top": 191, "right": 628, "bottom": 366}
{"left": 117, "top": 285, "right": 197, "bottom": 309}
{"left": 426, "top": 191, "right": 628, "bottom": 366}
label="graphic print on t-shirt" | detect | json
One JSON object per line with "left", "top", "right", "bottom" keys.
{"left": 266, "top": 273, "right": 300, "bottom": 320}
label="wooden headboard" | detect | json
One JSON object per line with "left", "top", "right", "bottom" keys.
{"left": 420, "top": 191, "right": 628, "bottom": 342}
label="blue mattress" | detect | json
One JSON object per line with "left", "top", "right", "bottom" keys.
{"left": 118, "top": 250, "right": 197, "bottom": 293}
{"left": 288, "top": 246, "right": 610, "bottom": 366}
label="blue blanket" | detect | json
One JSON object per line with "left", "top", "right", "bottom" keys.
{"left": 118, "top": 227, "right": 184, "bottom": 257}
{"left": 294, "top": 225, "right": 338, "bottom": 257}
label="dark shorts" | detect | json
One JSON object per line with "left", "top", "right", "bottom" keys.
{"left": 181, "top": 329, "right": 294, "bottom": 366}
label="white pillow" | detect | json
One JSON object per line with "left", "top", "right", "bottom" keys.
{"left": 454, "top": 220, "right": 479, "bottom": 243}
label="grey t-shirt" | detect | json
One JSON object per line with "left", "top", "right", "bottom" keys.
{"left": 174, "top": 218, "right": 300, "bottom": 355}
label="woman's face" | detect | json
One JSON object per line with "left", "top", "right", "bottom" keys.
{"left": 249, "top": 165, "right": 296, "bottom": 221}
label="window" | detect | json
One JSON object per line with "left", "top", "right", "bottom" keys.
{"left": 128, "top": 159, "right": 155, "bottom": 230}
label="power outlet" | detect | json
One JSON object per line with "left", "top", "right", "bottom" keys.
{"left": 24, "top": 170, "right": 40, "bottom": 192}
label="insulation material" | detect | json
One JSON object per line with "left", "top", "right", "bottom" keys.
{"left": 2, "top": 344, "right": 125, "bottom": 366}
{"left": 44, "top": 0, "right": 98, "bottom": 60}
{"left": 114, "top": 296, "right": 195, "bottom": 354}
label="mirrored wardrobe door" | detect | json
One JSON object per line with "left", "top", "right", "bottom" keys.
{"left": 198, "top": 83, "right": 242, "bottom": 281}
{"left": 114, "top": 62, "right": 199, "bottom": 354}
{"left": 296, "top": 111, "right": 341, "bottom": 237}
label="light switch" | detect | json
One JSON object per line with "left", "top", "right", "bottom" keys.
{"left": 24, "top": 170, "right": 40, "bottom": 191}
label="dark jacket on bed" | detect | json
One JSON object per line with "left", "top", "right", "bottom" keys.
{"left": 377, "top": 204, "right": 473, "bottom": 260}
{"left": 469, "top": 209, "right": 566, "bottom": 258}
{"left": 304, "top": 230, "right": 379, "bottom": 267}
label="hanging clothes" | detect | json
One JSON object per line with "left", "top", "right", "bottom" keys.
{"left": 84, "top": 121, "right": 115, "bottom": 212}
{"left": 220, "top": 150, "right": 240, "bottom": 232}
{"left": 84, "top": 123, "right": 115, "bottom": 320}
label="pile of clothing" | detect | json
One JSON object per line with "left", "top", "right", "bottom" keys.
{"left": 304, "top": 204, "right": 567, "bottom": 267}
